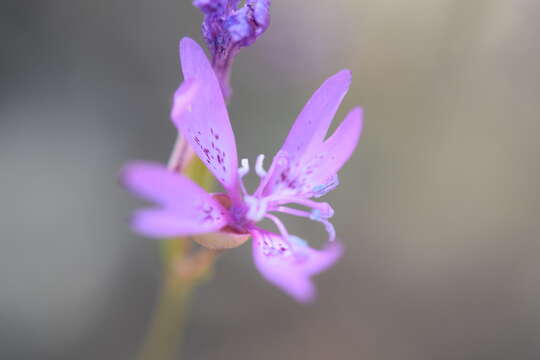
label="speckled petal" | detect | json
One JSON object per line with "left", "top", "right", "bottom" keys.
{"left": 171, "top": 37, "right": 240, "bottom": 199}
{"left": 300, "top": 107, "right": 363, "bottom": 194}
{"left": 121, "top": 161, "right": 228, "bottom": 237}
{"left": 252, "top": 229, "right": 343, "bottom": 303}
{"left": 255, "top": 70, "right": 357, "bottom": 198}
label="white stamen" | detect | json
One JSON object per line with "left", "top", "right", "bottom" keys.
{"left": 238, "top": 158, "right": 250, "bottom": 177}
{"left": 255, "top": 154, "right": 267, "bottom": 177}
{"left": 268, "top": 196, "right": 334, "bottom": 218}
{"left": 265, "top": 213, "right": 290, "bottom": 245}
{"left": 275, "top": 206, "right": 337, "bottom": 242}
{"left": 320, "top": 218, "right": 336, "bottom": 242}
{"left": 237, "top": 158, "right": 251, "bottom": 196}
{"left": 311, "top": 175, "right": 339, "bottom": 198}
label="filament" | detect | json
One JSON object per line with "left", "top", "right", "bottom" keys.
{"left": 264, "top": 213, "right": 290, "bottom": 243}
{"left": 275, "top": 206, "right": 336, "bottom": 242}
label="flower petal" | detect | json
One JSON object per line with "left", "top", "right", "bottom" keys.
{"left": 280, "top": 69, "right": 352, "bottom": 158}
{"left": 299, "top": 107, "right": 364, "bottom": 196}
{"left": 131, "top": 209, "right": 220, "bottom": 238}
{"left": 121, "top": 161, "right": 228, "bottom": 237}
{"left": 171, "top": 37, "right": 239, "bottom": 198}
{"left": 252, "top": 230, "right": 343, "bottom": 303}
{"left": 255, "top": 71, "right": 356, "bottom": 198}
{"left": 170, "top": 78, "right": 199, "bottom": 121}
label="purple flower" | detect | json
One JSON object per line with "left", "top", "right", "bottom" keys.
{"left": 192, "top": 0, "right": 271, "bottom": 100}
{"left": 122, "top": 38, "right": 363, "bottom": 302}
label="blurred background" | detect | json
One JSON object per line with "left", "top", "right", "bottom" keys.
{"left": 1, "top": 0, "right": 539, "bottom": 359}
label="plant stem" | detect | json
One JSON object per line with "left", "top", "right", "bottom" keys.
{"left": 138, "top": 155, "right": 217, "bottom": 360}
{"left": 139, "top": 238, "right": 218, "bottom": 360}
{"left": 139, "top": 47, "right": 230, "bottom": 358}
{"left": 138, "top": 252, "right": 193, "bottom": 360}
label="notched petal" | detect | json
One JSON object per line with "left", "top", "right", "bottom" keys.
{"left": 256, "top": 72, "right": 360, "bottom": 199}
{"left": 280, "top": 69, "right": 352, "bottom": 158}
{"left": 252, "top": 230, "right": 343, "bottom": 303}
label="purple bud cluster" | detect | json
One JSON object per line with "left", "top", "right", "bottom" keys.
{"left": 193, "top": 0, "right": 271, "bottom": 99}
{"left": 194, "top": 0, "right": 270, "bottom": 53}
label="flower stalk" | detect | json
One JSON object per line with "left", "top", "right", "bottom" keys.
{"left": 138, "top": 153, "right": 217, "bottom": 360}
{"left": 139, "top": 234, "right": 218, "bottom": 360}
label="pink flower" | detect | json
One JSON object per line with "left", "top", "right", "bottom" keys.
{"left": 121, "top": 38, "right": 363, "bottom": 302}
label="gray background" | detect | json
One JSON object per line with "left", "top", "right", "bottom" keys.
{"left": 1, "top": 0, "right": 539, "bottom": 359}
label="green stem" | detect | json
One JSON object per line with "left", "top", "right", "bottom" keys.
{"left": 139, "top": 238, "right": 218, "bottom": 360}
{"left": 138, "top": 156, "right": 217, "bottom": 360}
{"left": 138, "top": 259, "right": 194, "bottom": 360}
{"left": 139, "top": 21, "right": 236, "bottom": 357}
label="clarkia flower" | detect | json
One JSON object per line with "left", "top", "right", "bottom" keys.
{"left": 192, "top": 0, "right": 271, "bottom": 99}
{"left": 122, "top": 38, "right": 363, "bottom": 302}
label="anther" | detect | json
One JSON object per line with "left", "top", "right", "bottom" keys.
{"left": 312, "top": 175, "right": 339, "bottom": 198}
{"left": 317, "top": 203, "right": 335, "bottom": 219}
{"left": 309, "top": 209, "right": 322, "bottom": 221}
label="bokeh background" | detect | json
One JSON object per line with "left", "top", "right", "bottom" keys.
{"left": 2, "top": 0, "right": 540, "bottom": 359}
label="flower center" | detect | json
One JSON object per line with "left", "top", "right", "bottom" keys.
{"left": 243, "top": 195, "right": 268, "bottom": 222}
{"left": 237, "top": 154, "right": 336, "bottom": 244}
